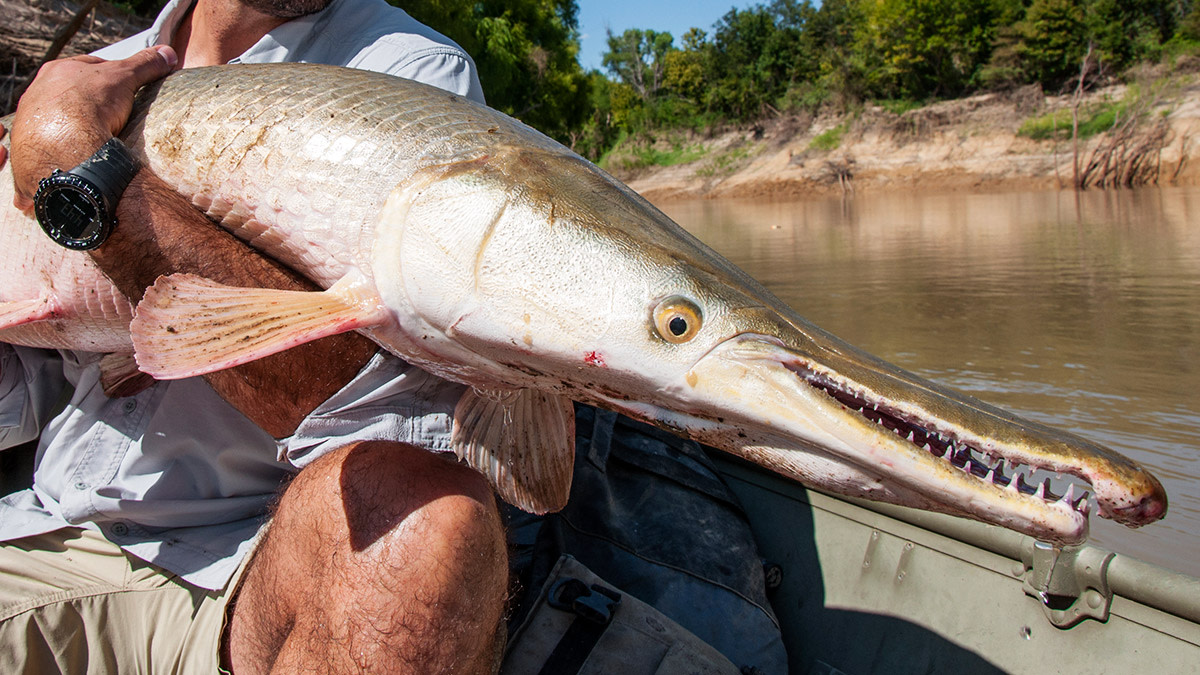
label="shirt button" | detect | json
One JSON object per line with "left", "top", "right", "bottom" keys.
{"left": 123, "top": 400, "right": 137, "bottom": 414}
{"left": 110, "top": 522, "right": 130, "bottom": 537}
{"left": 74, "top": 482, "right": 89, "bottom": 490}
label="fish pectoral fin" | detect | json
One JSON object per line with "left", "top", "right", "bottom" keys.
{"left": 0, "top": 296, "right": 61, "bottom": 328}
{"left": 132, "top": 273, "right": 389, "bottom": 379}
{"left": 452, "top": 386, "right": 575, "bottom": 515}
{"left": 99, "top": 353, "right": 155, "bottom": 398}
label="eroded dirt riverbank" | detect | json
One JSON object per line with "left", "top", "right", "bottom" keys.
{"left": 618, "top": 71, "right": 1200, "bottom": 202}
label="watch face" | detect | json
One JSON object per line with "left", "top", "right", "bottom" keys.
{"left": 45, "top": 186, "right": 101, "bottom": 240}
{"left": 35, "top": 173, "right": 113, "bottom": 250}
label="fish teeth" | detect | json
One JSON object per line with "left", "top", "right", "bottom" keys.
{"left": 1004, "top": 473, "right": 1019, "bottom": 492}
{"left": 1060, "top": 483, "right": 1077, "bottom": 505}
{"left": 1007, "top": 470, "right": 1025, "bottom": 493}
{"left": 1035, "top": 480, "right": 1049, "bottom": 500}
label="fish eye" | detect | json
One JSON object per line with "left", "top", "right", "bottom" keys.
{"left": 653, "top": 296, "right": 703, "bottom": 344}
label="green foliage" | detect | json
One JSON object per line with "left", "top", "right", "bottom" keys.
{"left": 402, "top": 0, "right": 1191, "bottom": 163}
{"left": 855, "top": 0, "right": 1001, "bottom": 99}
{"left": 695, "top": 143, "right": 759, "bottom": 177}
{"left": 398, "top": 0, "right": 589, "bottom": 142}
{"left": 631, "top": 141, "right": 709, "bottom": 168}
{"left": 1017, "top": 100, "right": 1127, "bottom": 140}
{"left": 603, "top": 28, "right": 675, "bottom": 98}
{"left": 777, "top": 81, "right": 831, "bottom": 112}
{"left": 808, "top": 122, "right": 848, "bottom": 151}
{"left": 1017, "top": 0, "right": 1089, "bottom": 87}
{"left": 1182, "top": 2, "right": 1200, "bottom": 41}
{"left": 597, "top": 132, "right": 708, "bottom": 172}
{"left": 877, "top": 99, "right": 926, "bottom": 115}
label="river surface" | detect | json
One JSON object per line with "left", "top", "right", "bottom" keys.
{"left": 656, "top": 186, "right": 1200, "bottom": 578}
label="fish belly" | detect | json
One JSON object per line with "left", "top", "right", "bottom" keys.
{"left": 0, "top": 134, "right": 135, "bottom": 354}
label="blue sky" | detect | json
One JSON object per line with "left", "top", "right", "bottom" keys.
{"left": 577, "top": 0, "right": 756, "bottom": 73}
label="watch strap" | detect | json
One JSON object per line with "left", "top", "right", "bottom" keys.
{"left": 34, "top": 137, "right": 141, "bottom": 250}
{"left": 71, "top": 137, "right": 140, "bottom": 212}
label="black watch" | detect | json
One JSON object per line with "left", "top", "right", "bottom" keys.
{"left": 34, "top": 137, "right": 140, "bottom": 250}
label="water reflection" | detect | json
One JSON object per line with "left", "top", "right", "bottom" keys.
{"left": 658, "top": 187, "right": 1200, "bottom": 577}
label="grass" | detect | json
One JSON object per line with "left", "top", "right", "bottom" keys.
{"left": 695, "top": 143, "right": 758, "bottom": 177}
{"left": 631, "top": 142, "right": 709, "bottom": 167}
{"left": 877, "top": 98, "right": 927, "bottom": 115}
{"left": 1018, "top": 100, "right": 1127, "bottom": 141}
{"left": 598, "top": 131, "right": 709, "bottom": 171}
{"left": 809, "top": 122, "right": 849, "bottom": 151}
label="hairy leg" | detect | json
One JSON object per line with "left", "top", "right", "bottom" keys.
{"left": 227, "top": 441, "right": 508, "bottom": 674}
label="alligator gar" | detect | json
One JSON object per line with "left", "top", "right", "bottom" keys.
{"left": 1, "top": 65, "right": 1166, "bottom": 544}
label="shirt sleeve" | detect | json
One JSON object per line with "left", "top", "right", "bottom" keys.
{"left": 0, "top": 346, "right": 69, "bottom": 450}
{"left": 283, "top": 351, "right": 467, "bottom": 468}
{"left": 356, "top": 44, "right": 486, "bottom": 104}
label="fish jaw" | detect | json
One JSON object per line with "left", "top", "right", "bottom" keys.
{"left": 626, "top": 331, "right": 1164, "bottom": 544}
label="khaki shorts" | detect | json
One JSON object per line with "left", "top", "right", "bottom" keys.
{"left": 0, "top": 527, "right": 254, "bottom": 674}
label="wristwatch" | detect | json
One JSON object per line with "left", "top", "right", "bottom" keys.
{"left": 34, "top": 137, "right": 140, "bottom": 250}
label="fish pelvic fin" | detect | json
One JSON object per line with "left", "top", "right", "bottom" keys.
{"left": 99, "top": 353, "right": 155, "bottom": 398}
{"left": 0, "top": 296, "right": 62, "bottom": 327}
{"left": 132, "top": 273, "right": 389, "bottom": 379}
{"left": 453, "top": 387, "right": 575, "bottom": 515}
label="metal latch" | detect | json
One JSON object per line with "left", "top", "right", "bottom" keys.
{"left": 547, "top": 577, "right": 621, "bottom": 625}
{"left": 1020, "top": 541, "right": 1115, "bottom": 628}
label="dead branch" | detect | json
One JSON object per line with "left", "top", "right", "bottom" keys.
{"left": 1072, "top": 43, "right": 1094, "bottom": 189}
{"left": 1077, "top": 71, "right": 1175, "bottom": 190}
{"left": 11, "top": 0, "right": 102, "bottom": 105}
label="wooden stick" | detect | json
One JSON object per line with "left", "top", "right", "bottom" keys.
{"left": 10, "top": 0, "right": 102, "bottom": 104}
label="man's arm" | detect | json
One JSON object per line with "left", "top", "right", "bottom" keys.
{"left": 10, "top": 48, "right": 378, "bottom": 437}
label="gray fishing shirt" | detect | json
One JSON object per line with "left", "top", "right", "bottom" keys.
{"left": 0, "top": 0, "right": 483, "bottom": 591}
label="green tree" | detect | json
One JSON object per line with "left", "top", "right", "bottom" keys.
{"left": 1087, "top": 0, "right": 1177, "bottom": 69}
{"left": 662, "top": 45, "right": 706, "bottom": 102}
{"left": 705, "top": 6, "right": 790, "bottom": 119}
{"left": 1018, "top": 0, "right": 1089, "bottom": 87}
{"left": 602, "top": 28, "right": 676, "bottom": 99}
{"left": 856, "top": 0, "right": 1000, "bottom": 99}
{"left": 398, "top": 0, "right": 589, "bottom": 141}
{"left": 806, "top": 0, "right": 870, "bottom": 106}
{"left": 1180, "top": 1, "right": 1200, "bottom": 41}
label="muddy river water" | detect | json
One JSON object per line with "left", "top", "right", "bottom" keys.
{"left": 656, "top": 186, "right": 1200, "bottom": 578}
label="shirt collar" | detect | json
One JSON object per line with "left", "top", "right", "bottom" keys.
{"left": 146, "top": 0, "right": 340, "bottom": 63}
{"left": 146, "top": 0, "right": 198, "bottom": 46}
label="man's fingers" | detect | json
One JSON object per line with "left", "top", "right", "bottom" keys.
{"left": 9, "top": 46, "right": 177, "bottom": 202}
{"left": 120, "top": 46, "right": 178, "bottom": 89}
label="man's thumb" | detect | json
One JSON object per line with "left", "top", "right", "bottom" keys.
{"left": 123, "top": 46, "right": 179, "bottom": 87}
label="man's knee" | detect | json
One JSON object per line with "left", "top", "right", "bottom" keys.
{"left": 277, "top": 440, "right": 500, "bottom": 552}
{"left": 230, "top": 441, "right": 508, "bottom": 671}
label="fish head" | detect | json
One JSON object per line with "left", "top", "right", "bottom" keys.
{"left": 382, "top": 146, "right": 1167, "bottom": 545}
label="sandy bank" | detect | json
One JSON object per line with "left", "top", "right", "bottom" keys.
{"left": 620, "top": 74, "right": 1200, "bottom": 202}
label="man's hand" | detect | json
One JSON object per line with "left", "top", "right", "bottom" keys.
{"left": 9, "top": 45, "right": 176, "bottom": 210}
{"left": 9, "top": 44, "right": 375, "bottom": 436}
